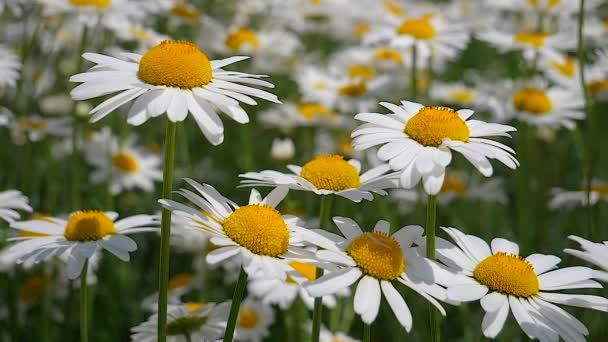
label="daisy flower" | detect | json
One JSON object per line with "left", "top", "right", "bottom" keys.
{"left": 131, "top": 301, "right": 230, "bottom": 342}
{"left": 319, "top": 327, "right": 360, "bottom": 342}
{"left": 351, "top": 101, "right": 518, "bottom": 195}
{"left": 160, "top": 179, "right": 320, "bottom": 280}
{"left": 69, "top": 40, "right": 280, "bottom": 145}
{"left": 432, "top": 227, "right": 608, "bottom": 340}
{"left": 0, "top": 190, "right": 32, "bottom": 223}
{"left": 142, "top": 273, "right": 196, "bottom": 311}
{"left": 40, "top": 0, "right": 141, "bottom": 29}
{"left": 6, "top": 114, "right": 71, "bottom": 145}
{"left": 0, "top": 44, "right": 20, "bottom": 88}
{"left": 430, "top": 82, "right": 481, "bottom": 108}
{"left": 235, "top": 298, "right": 274, "bottom": 342}
{"left": 548, "top": 181, "right": 608, "bottom": 209}
{"left": 565, "top": 236, "right": 608, "bottom": 282}
{"left": 3, "top": 211, "right": 159, "bottom": 279}
{"left": 302, "top": 218, "right": 447, "bottom": 331}
{"left": 239, "top": 155, "right": 397, "bottom": 202}
{"left": 270, "top": 138, "right": 295, "bottom": 162}
{"left": 258, "top": 102, "right": 347, "bottom": 131}
{"left": 477, "top": 29, "right": 574, "bottom": 64}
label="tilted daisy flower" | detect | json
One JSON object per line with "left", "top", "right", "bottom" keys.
{"left": 0, "top": 190, "right": 32, "bottom": 223}
{"left": 351, "top": 101, "right": 518, "bottom": 195}
{"left": 131, "top": 301, "right": 230, "bottom": 342}
{"left": 302, "top": 218, "right": 447, "bottom": 331}
{"left": 239, "top": 155, "right": 397, "bottom": 202}
{"left": 69, "top": 40, "right": 280, "bottom": 145}
{"left": 160, "top": 179, "right": 319, "bottom": 280}
{"left": 548, "top": 181, "right": 608, "bottom": 210}
{"left": 4, "top": 211, "right": 159, "bottom": 279}
{"left": 565, "top": 236, "right": 608, "bottom": 282}
{"left": 431, "top": 227, "right": 608, "bottom": 340}
{"left": 0, "top": 44, "right": 21, "bottom": 88}
{"left": 235, "top": 298, "right": 274, "bottom": 342}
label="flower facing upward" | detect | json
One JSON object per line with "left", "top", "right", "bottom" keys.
{"left": 352, "top": 101, "right": 518, "bottom": 194}
{"left": 70, "top": 40, "right": 280, "bottom": 145}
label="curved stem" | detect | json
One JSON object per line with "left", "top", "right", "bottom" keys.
{"left": 157, "top": 120, "right": 178, "bottom": 342}
{"left": 363, "top": 323, "right": 371, "bottom": 342}
{"left": 426, "top": 194, "right": 440, "bottom": 342}
{"left": 223, "top": 267, "right": 248, "bottom": 342}
{"left": 312, "top": 195, "right": 334, "bottom": 342}
{"left": 80, "top": 259, "right": 89, "bottom": 342}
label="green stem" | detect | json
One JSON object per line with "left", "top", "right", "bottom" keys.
{"left": 157, "top": 120, "right": 178, "bottom": 342}
{"left": 426, "top": 194, "right": 440, "bottom": 342}
{"left": 410, "top": 44, "right": 418, "bottom": 100}
{"left": 80, "top": 259, "right": 89, "bottom": 342}
{"left": 363, "top": 323, "right": 371, "bottom": 342}
{"left": 312, "top": 195, "right": 334, "bottom": 342}
{"left": 184, "top": 333, "right": 193, "bottom": 342}
{"left": 223, "top": 267, "right": 248, "bottom": 342}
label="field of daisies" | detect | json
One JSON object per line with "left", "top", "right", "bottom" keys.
{"left": 1, "top": 0, "right": 608, "bottom": 341}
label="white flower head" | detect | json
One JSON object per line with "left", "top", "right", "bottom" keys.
{"left": 235, "top": 298, "right": 275, "bottom": 342}
{"left": 0, "top": 44, "right": 21, "bottom": 88}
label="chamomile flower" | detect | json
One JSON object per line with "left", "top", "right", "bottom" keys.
{"left": 351, "top": 101, "right": 518, "bottom": 195}
{"left": 0, "top": 190, "right": 32, "bottom": 223}
{"left": 319, "top": 327, "right": 360, "bottom": 342}
{"left": 565, "top": 236, "right": 608, "bottom": 282}
{"left": 142, "top": 273, "right": 196, "bottom": 311}
{"left": 0, "top": 44, "right": 20, "bottom": 88}
{"left": 258, "top": 102, "right": 347, "bottom": 130}
{"left": 239, "top": 155, "right": 397, "bottom": 202}
{"left": 131, "top": 302, "right": 230, "bottom": 342}
{"left": 235, "top": 298, "right": 274, "bottom": 342}
{"left": 69, "top": 40, "right": 280, "bottom": 145}
{"left": 548, "top": 181, "right": 608, "bottom": 209}
{"left": 478, "top": 29, "right": 574, "bottom": 63}
{"left": 5, "top": 114, "right": 71, "bottom": 145}
{"left": 4, "top": 211, "right": 159, "bottom": 279}
{"left": 431, "top": 82, "right": 481, "bottom": 108}
{"left": 302, "top": 218, "right": 447, "bottom": 331}
{"left": 160, "top": 179, "right": 318, "bottom": 280}
{"left": 40, "top": 0, "right": 141, "bottom": 28}
{"left": 432, "top": 227, "right": 608, "bottom": 340}
{"left": 270, "top": 138, "right": 295, "bottom": 162}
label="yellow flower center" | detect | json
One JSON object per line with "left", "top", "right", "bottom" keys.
{"left": 225, "top": 28, "right": 260, "bottom": 52}
{"left": 170, "top": 3, "right": 201, "bottom": 22}
{"left": 512, "top": 88, "right": 552, "bottom": 115}
{"left": 397, "top": 18, "right": 436, "bottom": 40}
{"left": 514, "top": 32, "right": 550, "bottom": 48}
{"left": 347, "top": 231, "right": 405, "bottom": 280}
{"left": 440, "top": 174, "right": 466, "bottom": 195}
{"left": 348, "top": 64, "right": 375, "bottom": 81}
{"left": 338, "top": 82, "right": 367, "bottom": 97}
{"left": 223, "top": 204, "right": 289, "bottom": 257}
{"left": 138, "top": 40, "right": 212, "bottom": 89}
{"left": 449, "top": 89, "right": 475, "bottom": 104}
{"left": 405, "top": 106, "right": 470, "bottom": 147}
{"left": 550, "top": 57, "right": 575, "bottom": 77}
{"left": 166, "top": 310, "right": 207, "bottom": 336}
{"left": 286, "top": 261, "right": 317, "bottom": 284}
{"left": 298, "top": 103, "right": 335, "bottom": 121}
{"left": 185, "top": 302, "right": 205, "bottom": 312}
{"left": 313, "top": 80, "right": 328, "bottom": 90}
{"left": 473, "top": 252, "right": 539, "bottom": 297}
{"left": 69, "top": 0, "right": 111, "bottom": 8}
{"left": 338, "top": 135, "right": 355, "bottom": 156}
{"left": 112, "top": 152, "right": 138, "bottom": 173}
{"left": 588, "top": 184, "right": 608, "bottom": 195}
{"left": 238, "top": 309, "right": 259, "bottom": 329}
{"left": 168, "top": 273, "right": 193, "bottom": 290}
{"left": 19, "top": 276, "right": 48, "bottom": 303}
{"left": 373, "top": 48, "right": 403, "bottom": 65}
{"left": 384, "top": 0, "right": 406, "bottom": 16}
{"left": 527, "top": 0, "right": 560, "bottom": 7}
{"left": 300, "top": 155, "right": 361, "bottom": 191}
{"left": 64, "top": 210, "right": 116, "bottom": 242}
{"left": 15, "top": 118, "right": 46, "bottom": 130}
{"left": 353, "top": 22, "right": 370, "bottom": 38}
{"left": 588, "top": 80, "right": 608, "bottom": 96}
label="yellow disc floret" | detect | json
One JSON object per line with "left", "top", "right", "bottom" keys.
{"left": 353, "top": 22, "right": 370, "bottom": 39}
{"left": 300, "top": 155, "right": 361, "bottom": 191}
{"left": 449, "top": 89, "right": 475, "bottom": 104}
{"left": 286, "top": 261, "right": 317, "bottom": 284}
{"left": 404, "top": 106, "right": 470, "bottom": 147}
{"left": 238, "top": 309, "right": 259, "bottom": 329}
{"left": 373, "top": 48, "right": 404, "bottom": 65}
{"left": 223, "top": 204, "right": 289, "bottom": 257}
{"left": 397, "top": 17, "right": 436, "bottom": 40}
{"left": 166, "top": 309, "right": 207, "bottom": 336}
{"left": 348, "top": 64, "right": 375, "bottom": 81}
{"left": 138, "top": 40, "right": 212, "bottom": 89}
{"left": 225, "top": 28, "right": 260, "bottom": 52}
{"left": 69, "top": 0, "right": 111, "bottom": 8}
{"left": 473, "top": 252, "right": 539, "bottom": 297}
{"left": 15, "top": 118, "right": 46, "bottom": 131}
{"left": 338, "top": 82, "right": 367, "bottom": 97}
{"left": 168, "top": 273, "right": 193, "bottom": 290}
{"left": 512, "top": 88, "right": 552, "bottom": 115}
{"left": 112, "top": 152, "right": 138, "bottom": 173}
{"left": 550, "top": 57, "right": 575, "bottom": 77}
{"left": 64, "top": 210, "right": 116, "bottom": 242}
{"left": 347, "top": 231, "right": 405, "bottom": 280}
{"left": 170, "top": 3, "right": 201, "bottom": 22}
{"left": 298, "top": 103, "right": 335, "bottom": 121}
{"left": 514, "top": 32, "right": 550, "bottom": 48}
{"left": 588, "top": 80, "right": 608, "bottom": 97}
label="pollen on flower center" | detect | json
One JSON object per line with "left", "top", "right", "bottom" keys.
{"left": 514, "top": 32, "right": 550, "bottom": 48}
{"left": 138, "top": 40, "right": 212, "bottom": 89}
{"left": 112, "top": 152, "right": 138, "bottom": 173}
{"left": 225, "top": 28, "right": 260, "bottom": 52}
{"left": 223, "top": 204, "right": 289, "bottom": 257}
{"left": 348, "top": 64, "right": 375, "bottom": 81}
{"left": 298, "top": 102, "right": 335, "bottom": 121}
{"left": 238, "top": 309, "right": 259, "bottom": 329}
{"left": 300, "top": 155, "right": 361, "bottom": 191}
{"left": 166, "top": 311, "right": 207, "bottom": 336}
{"left": 397, "top": 18, "right": 436, "bottom": 40}
{"left": 404, "top": 106, "right": 470, "bottom": 147}
{"left": 338, "top": 82, "right": 367, "bottom": 97}
{"left": 64, "top": 210, "right": 116, "bottom": 242}
{"left": 286, "top": 261, "right": 317, "bottom": 284}
{"left": 512, "top": 88, "right": 552, "bottom": 115}
{"left": 347, "top": 231, "right": 405, "bottom": 280}
{"left": 69, "top": 0, "right": 111, "bottom": 8}
{"left": 473, "top": 252, "right": 539, "bottom": 297}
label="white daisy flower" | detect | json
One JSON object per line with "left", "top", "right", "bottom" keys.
{"left": 131, "top": 301, "right": 230, "bottom": 342}
{"left": 142, "top": 273, "right": 196, "bottom": 311}
{"left": 83, "top": 128, "right": 162, "bottom": 195}
{"left": 40, "top": 0, "right": 142, "bottom": 29}
{"left": 549, "top": 181, "right": 608, "bottom": 209}
{"left": 0, "top": 190, "right": 32, "bottom": 223}
{"left": 319, "top": 327, "right": 360, "bottom": 342}
{"left": 0, "top": 44, "right": 20, "bottom": 88}
{"left": 486, "top": 0, "right": 602, "bottom": 16}
{"left": 430, "top": 227, "right": 608, "bottom": 341}
{"left": 239, "top": 155, "right": 397, "bottom": 203}
{"left": 6, "top": 114, "right": 71, "bottom": 145}
{"left": 302, "top": 218, "right": 447, "bottom": 331}
{"left": 4, "top": 211, "right": 159, "bottom": 279}
{"left": 565, "top": 235, "right": 608, "bottom": 282}
{"left": 258, "top": 102, "right": 347, "bottom": 130}
{"left": 270, "top": 138, "right": 295, "bottom": 162}
{"left": 430, "top": 82, "right": 481, "bottom": 108}
{"left": 235, "top": 298, "right": 274, "bottom": 342}
{"left": 296, "top": 66, "right": 339, "bottom": 108}
{"left": 478, "top": 29, "right": 574, "bottom": 64}
{"left": 351, "top": 101, "right": 518, "bottom": 195}
{"left": 160, "top": 179, "right": 319, "bottom": 280}
{"left": 69, "top": 40, "right": 280, "bottom": 145}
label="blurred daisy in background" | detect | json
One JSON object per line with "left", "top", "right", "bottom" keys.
{"left": 270, "top": 138, "right": 296, "bottom": 162}
{"left": 141, "top": 272, "right": 196, "bottom": 311}
{"left": 0, "top": 189, "right": 32, "bottom": 223}
{"left": 235, "top": 298, "right": 274, "bottom": 342}
{"left": 40, "top": 0, "right": 142, "bottom": 29}
{"left": 549, "top": 180, "right": 608, "bottom": 209}
{"left": 0, "top": 44, "right": 21, "bottom": 89}
{"left": 431, "top": 82, "right": 481, "bottom": 109}
{"left": 303, "top": 218, "right": 448, "bottom": 331}
{"left": 478, "top": 28, "right": 574, "bottom": 63}
{"left": 5, "top": 114, "right": 71, "bottom": 145}
{"left": 239, "top": 155, "right": 397, "bottom": 202}
{"left": 4, "top": 211, "right": 158, "bottom": 278}
{"left": 319, "top": 327, "right": 360, "bottom": 342}
{"left": 69, "top": 40, "right": 280, "bottom": 145}
{"left": 565, "top": 236, "right": 608, "bottom": 282}
{"left": 352, "top": 101, "right": 518, "bottom": 194}
{"left": 258, "top": 101, "right": 348, "bottom": 131}
{"left": 431, "top": 227, "right": 608, "bottom": 340}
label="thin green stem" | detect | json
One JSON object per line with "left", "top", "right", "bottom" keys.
{"left": 71, "top": 25, "right": 89, "bottom": 210}
{"left": 157, "top": 120, "right": 178, "bottom": 342}
{"left": 80, "top": 259, "right": 89, "bottom": 342}
{"left": 312, "top": 195, "right": 334, "bottom": 342}
{"left": 184, "top": 333, "right": 193, "bottom": 342}
{"left": 363, "top": 323, "right": 371, "bottom": 342}
{"left": 224, "top": 267, "right": 248, "bottom": 342}
{"left": 410, "top": 44, "right": 418, "bottom": 100}
{"left": 426, "top": 194, "right": 440, "bottom": 342}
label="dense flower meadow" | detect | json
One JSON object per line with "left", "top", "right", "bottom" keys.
{"left": 1, "top": 0, "right": 607, "bottom": 341}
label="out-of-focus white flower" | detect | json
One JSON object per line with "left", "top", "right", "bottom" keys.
{"left": 549, "top": 181, "right": 608, "bottom": 210}
{"left": 0, "top": 44, "right": 21, "bottom": 89}
{"left": 270, "top": 138, "right": 295, "bottom": 161}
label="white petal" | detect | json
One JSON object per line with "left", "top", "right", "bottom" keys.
{"left": 447, "top": 283, "right": 488, "bottom": 302}
{"left": 354, "top": 276, "right": 381, "bottom": 324}
{"left": 491, "top": 238, "right": 519, "bottom": 255}
{"left": 304, "top": 268, "right": 362, "bottom": 297}
{"left": 381, "top": 281, "right": 412, "bottom": 331}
